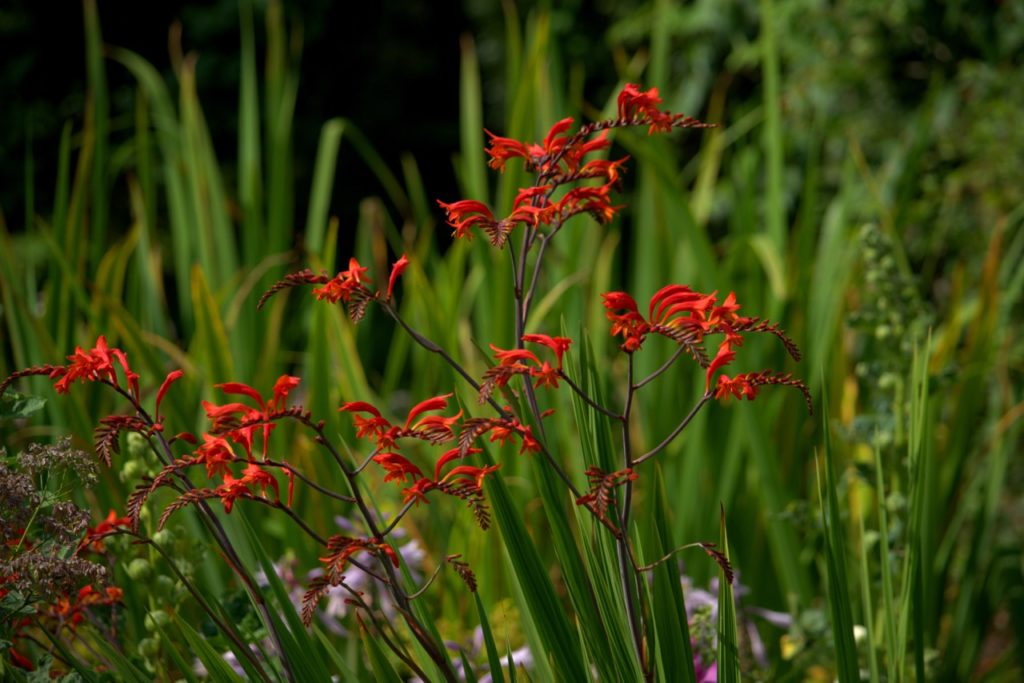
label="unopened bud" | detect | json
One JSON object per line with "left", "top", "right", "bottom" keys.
{"left": 138, "top": 637, "right": 160, "bottom": 657}
{"left": 126, "top": 558, "right": 153, "bottom": 581}
{"left": 144, "top": 610, "right": 170, "bottom": 632}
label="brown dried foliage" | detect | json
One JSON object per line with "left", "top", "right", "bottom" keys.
{"left": 446, "top": 554, "right": 477, "bottom": 593}
{"left": 93, "top": 415, "right": 153, "bottom": 466}
{"left": 436, "top": 481, "right": 491, "bottom": 531}
{"left": 575, "top": 466, "right": 639, "bottom": 532}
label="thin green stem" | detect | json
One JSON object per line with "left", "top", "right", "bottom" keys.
{"left": 632, "top": 392, "right": 712, "bottom": 467}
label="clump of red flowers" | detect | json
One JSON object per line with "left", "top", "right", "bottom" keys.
{"left": 1, "top": 82, "right": 811, "bottom": 681}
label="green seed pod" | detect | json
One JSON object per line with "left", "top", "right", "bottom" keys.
{"left": 138, "top": 637, "right": 160, "bottom": 657}
{"left": 151, "top": 529, "right": 173, "bottom": 547}
{"left": 145, "top": 610, "right": 170, "bottom": 632}
{"left": 119, "top": 459, "right": 145, "bottom": 483}
{"left": 154, "top": 575, "right": 176, "bottom": 595}
{"left": 126, "top": 431, "right": 150, "bottom": 460}
{"left": 126, "top": 558, "right": 153, "bottom": 581}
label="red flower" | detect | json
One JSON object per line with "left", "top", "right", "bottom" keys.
{"left": 440, "top": 463, "right": 500, "bottom": 489}
{"left": 240, "top": 462, "right": 280, "bottom": 501}
{"left": 387, "top": 254, "right": 409, "bottom": 299}
{"left": 403, "top": 478, "right": 436, "bottom": 506}
{"left": 215, "top": 474, "right": 252, "bottom": 513}
{"left": 705, "top": 341, "right": 736, "bottom": 393}
{"left": 313, "top": 258, "right": 372, "bottom": 303}
{"left": 155, "top": 369, "right": 184, "bottom": 423}
{"left": 521, "top": 334, "right": 573, "bottom": 369}
{"left": 715, "top": 374, "right": 758, "bottom": 402}
{"left": 602, "top": 292, "right": 650, "bottom": 351}
{"left": 80, "top": 509, "right": 131, "bottom": 552}
{"left": 436, "top": 199, "right": 496, "bottom": 240}
{"left": 340, "top": 393, "right": 460, "bottom": 449}
{"left": 618, "top": 83, "right": 663, "bottom": 120}
{"left": 374, "top": 452, "right": 425, "bottom": 484}
{"left": 53, "top": 335, "right": 140, "bottom": 399}
{"left": 204, "top": 375, "right": 301, "bottom": 459}
{"left": 484, "top": 131, "right": 532, "bottom": 171}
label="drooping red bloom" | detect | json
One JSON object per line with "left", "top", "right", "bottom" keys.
{"left": 240, "top": 462, "right": 280, "bottom": 502}
{"left": 602, "top": 292, "right": 650, "bottom": 352}
{"left": 52, "top": 335, "right": 140, "bottom": 399}
{"left": 80, "top": 509, "right": 131, "bottom": 552}
{"left": 440, "top": 463, "right": 500, "bottom": 489}
{"left": 195, "top": 433, "right": 236, "bottom": 479}
{"left": 313, "top": 258, "right": 372, "bottom": 304}
{"left": 214, "top": 474, "right": 253, "bottom": 513}
{"left": 402, "top": 478, "right": 436, "bottom": 506}
{"left": 521, "top": 334, "right": 573, "bottom": 369}
{"left": 705, "top": 341, "right": 737, "bottom": 393}
{"left": 374, "top": 452, "right": 425, "bottom": 484}
{"left": 387, "top": 254, "right": 409, "bottom": 299}
{"left": 714, "top": 370, "right": 814, "bottom": 414}
{"left": 340, "top": 393, "right": 461, "bottom": 449}
{"left": 484, "top": 132, "right": 532, "bottom": 171}
{"left": 154, "top": 369, "right": 184, "bottom": 423}
{"left": 618, "top": 83, "right": 664, "bottom": 120}
{"left": 436, "top": 199, "right": 496, "bottom": 240}
{"left": 202, "top": 375, "right": 301, "bottom": 459}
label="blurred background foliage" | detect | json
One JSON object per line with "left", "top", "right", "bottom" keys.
{"left": 1, "top": 0, "right": 1021, "bottom": 680}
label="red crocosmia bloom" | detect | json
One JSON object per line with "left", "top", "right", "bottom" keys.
{"left": 485, "top": 418, "right": 541, "bottom": 455}
{"left": 403, "top": 478, "right": 435, "bottom": 506}
{"left": 530, "top": 361, "right": 560, "bottom": 390}
{"left": 521, "top": 334, "right": 572, "bottom": 369}
{"left": 387, "top": 254, "right": 409, "bottom": 300}
{"left": 196, "top": 434, "right": 236, "bottom": 479}
{"left": 433, "top": 446, "right": 482, "bottom": 482}
{"left": 602, "top": 292, "right": 650, "bottom": 351}
{"left": 241, "top": 462, "right": 280, "bottom": 501}
{"left": 404, "top": 393, "right": 453, "bottom": 430}
{"left": 490, "top": 345, "right": 541, "bottom": 367}
{"left": 374, "top": 452, "right": 425, "bottom": 484}
{"left": 81, "top": 509, "right": 131, "bottom": 552}
{"left": 706, "top": 292, "right": 749, "bottom": 344}
{"left": 341, "top": 394, "right": 460, "bottom": 448}
{"left": 562, "top": 131, "right": 613, "bottom": 173}
{"left": 339, "top": 400, "right": 398, "bottom": 446}
{"left": 648, "top": 284, "right": 717, "bottom": 336}
{"left": 548, "top": 184, "right": 620, "bottom": 225}
{"left": 441, "top": 464, "right": 501, "bottom": 489}
{"left": 616, "top": 83, "right": 678, "bottom": 134}
{"left": 539, "top": 116, "right": 575, "bottom": 159}
{"left": 484, "top": 131, "right": 532, "bottom": 171}
{"left": 155, "top": 369, "right": 184, "bottom": 423}
{"left": 437, "top": 199, "right": 495, "bottom": 240}
{"left": 270, "top": 375, "right": 301, "bottom": 411}
{"left": 705, "top": 341, "right": 737, "bottom": 393}
{"left": 215, "top": 474, "right": 252, "bottom": 513}
{"left": 509, "top": 186, "right": 554, "bottom": 227}
{"left": 53, "top": 335, "right": 140, "bottom": 399}
{"left": 313, "top": 258, "right": 372, "bottom": 303}
{"left": 207, "top": 375, "right": 301, "bottom": 459}
{"left": 715, "top": 374, "right": 758, "bottom": 402}
{"left": 578, "top": 157, "right": 628, "bottom": 184}
{"left": 618, "top": 83, "right": 663, "bottom": 120}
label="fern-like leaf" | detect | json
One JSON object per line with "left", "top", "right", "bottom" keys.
{"left": 436, "top": 481, "right": 491, "bottom": 530}
{"left": 446, "top": 554, "right": 477, "bottom": 592}
{"left": 257, "top": 269, "right": 330, "bottom": 310}
{"left": 157, "top": 489, "right": 221, "bottom": 530}
{"left": 575, "top": 466, "right": 638, "bottom": 532}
